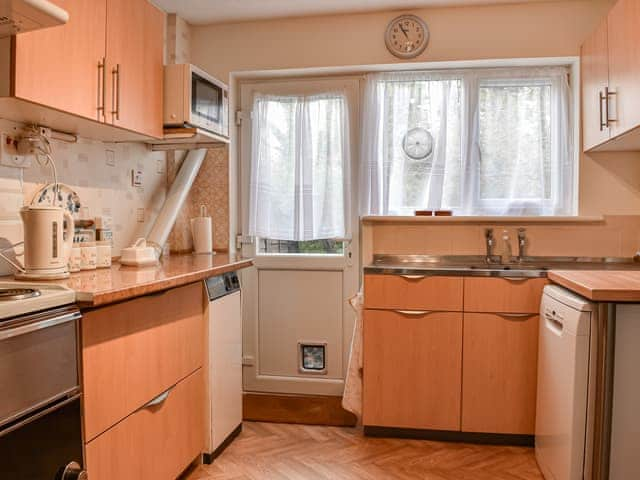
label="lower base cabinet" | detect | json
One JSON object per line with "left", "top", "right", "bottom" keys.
{"left": 462, "top": 313, "right": 539, "bottom": 435}
{"left": 85, "top": 368, "right": 204, "bottom": 480}
{"left": 363, "top": 309, "right": 463, "bottom": 431}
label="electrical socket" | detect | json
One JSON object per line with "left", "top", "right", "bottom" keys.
{"left": 0, "top": 133, "right": 31, "bottom": 169}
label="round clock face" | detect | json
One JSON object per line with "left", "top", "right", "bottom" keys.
{"left": 403, "top": 127, "right": 434, "bottom": 160}
{"left": 385, "top": 15, "right": 429, "bottom": 59}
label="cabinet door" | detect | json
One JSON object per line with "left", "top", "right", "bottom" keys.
{"left": 13, "top": 0, "right": 107, "bottom": 121}
{"left": 462, "top": 313, "right": 539, "bottom": 435}
{"left": 85, "top": 368, "right": 204, "bottom": 480}
{"left": 363, "top": 309, "right": 462, "bottom": 431}
{"left": 105, "top": 0, "right": 164, "bottom": 138}
{"left": 607, "top": 0, "right": 640, "bottom": 140}
{"left": 581, "top": 17, "right": 610, "bottom": 151}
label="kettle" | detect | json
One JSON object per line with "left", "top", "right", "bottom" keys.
{"left": 1, "top": 206, "right": 74, "bottom": 280}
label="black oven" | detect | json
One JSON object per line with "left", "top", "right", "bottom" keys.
{"left": 0, "top": 307, "right": 86, "bottom": 479}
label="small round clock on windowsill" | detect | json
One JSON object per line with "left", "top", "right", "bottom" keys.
{"left": 385, "top": 14, "right": 430, "bottom": 59}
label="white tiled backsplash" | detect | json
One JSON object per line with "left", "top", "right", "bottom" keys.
{"left": 0, "top": 119, "right": 167, "bottom": 276}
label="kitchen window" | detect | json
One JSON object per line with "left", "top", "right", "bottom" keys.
{"left": 361, "top": 67, "right": 574, "bottom": 216}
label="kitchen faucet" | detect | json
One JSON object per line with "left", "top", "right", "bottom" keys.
{"left": 485, "top": 229, "right": 494, "bottom": 263}
{"left": 517, "top": 228, "right": 527, "bottom": 262}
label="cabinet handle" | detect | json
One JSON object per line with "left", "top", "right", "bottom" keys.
{"left": 501, "top": 276, "right": 529, "bottom": 283}
{"left": 393, "top": 309, "right": 433, "bottom": 316}
{"left": 142, "top": 387, "right": 171, "bottom": 409}
{"left": 599, "top": 90, "right": 607, "bottom": 131}
{"left": 495, "top": 312, "right": 536, "bottom": 321}
{"left": 97, "top": 58, "right": 105, "bottom": 120}
{"left": 604, "top": 86, "right": 617, "bottom": 128}
{"left": 399, "top": 275, "right": 426, "bottom": 280}
{"left": 111, "top": 64, "right": 121, "bottom": 121}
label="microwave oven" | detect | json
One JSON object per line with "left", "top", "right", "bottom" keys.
{"left": 164, "top": 64, "right": 229, "bottom": 138}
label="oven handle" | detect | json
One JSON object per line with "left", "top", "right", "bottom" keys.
{"left": 0, "top": 311, "right": 81, "bottom": 341}
{"left": 0, "top": 393, "right": 81, "bottom": 439}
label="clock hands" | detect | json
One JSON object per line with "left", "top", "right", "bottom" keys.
{"left": 399, "top": 24, "right": 409, "bottom": 39}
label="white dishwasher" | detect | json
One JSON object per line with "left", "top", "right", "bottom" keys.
{"left": 203, "top": 271, "right": 243, "bottom": 463}
{"left": 536, "top": 285, "right": 596, "bottom": 480}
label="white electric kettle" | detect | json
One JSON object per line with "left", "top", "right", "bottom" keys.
{"left": 1, "top": 206, "right": 74, "bottom": 280}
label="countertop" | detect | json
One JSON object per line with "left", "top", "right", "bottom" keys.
{"left": 57, "top": 253, "right": 252, "bottom": 307}
{"left": 548, "top": 270, "right": 640, "bottom": 302}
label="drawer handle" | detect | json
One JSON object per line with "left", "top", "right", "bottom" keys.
{"left": 501, "top": 277, "right": 529, "bottom": 283}
{"left": 394, "top": 309, "right": 433, "bottom": 316}
{"left": 495, "top": 312, "right": 536, "bottom": 321}
{"left": 399, "top": 275, "right": 426, "bottom": 280}
{"left": 143, "top": 388, "right": 172, "bottom": 409}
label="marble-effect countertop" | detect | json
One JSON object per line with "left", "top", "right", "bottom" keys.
{"left": 57, "top": 253, "right": 252, "bottom": 307}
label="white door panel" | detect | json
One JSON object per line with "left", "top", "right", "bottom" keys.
{"left": 239, "top": 77, "right": 360, "bottom": 395}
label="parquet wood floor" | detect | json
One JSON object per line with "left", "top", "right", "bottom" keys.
{"left": 183, "top": 422, "right": 543, "bottom": 480}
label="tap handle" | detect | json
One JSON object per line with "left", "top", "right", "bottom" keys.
{"left": 485, "top": 228, "right": 494, "bottom": 239}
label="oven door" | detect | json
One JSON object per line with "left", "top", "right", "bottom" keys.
{"left": 191, "top": 72, "right": 227, "bottom": 135}
{"left": 0, "top": 395, "right": 84, "bottom": 479}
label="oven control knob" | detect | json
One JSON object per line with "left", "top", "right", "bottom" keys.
{"left": 59, "top": 462, "right": 88, "bottom": 480}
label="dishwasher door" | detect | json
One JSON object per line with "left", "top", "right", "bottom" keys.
{"left": 208, "top": 290, "right": 243, "bottom": 455}
{"left": 535, "top": 286, "right": 593, "bottom": 480}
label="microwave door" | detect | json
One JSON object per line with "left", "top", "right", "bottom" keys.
{"left": 192, "top": 73, "right": 221, "bottom": 126}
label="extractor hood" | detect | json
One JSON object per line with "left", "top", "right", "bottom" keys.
{"left": 0, "top": 0, "right": 68, "bottom": 38}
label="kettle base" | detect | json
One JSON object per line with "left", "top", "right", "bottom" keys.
{"left": 15, "top": 270, "right": 70, "bottom": 281}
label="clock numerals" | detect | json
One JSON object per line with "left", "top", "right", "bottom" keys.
{"left": 385, "top": 15, "right": 429, "bottom": 58}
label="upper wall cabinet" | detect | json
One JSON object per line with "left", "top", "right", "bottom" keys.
{"left": 581, "top": 0, "right": 640, "bottom": 152}
{"left": 6, "top": 0, "right": 164, "bottom": 140}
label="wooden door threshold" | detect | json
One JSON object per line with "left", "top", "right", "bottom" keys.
{"left": 243, "top": 393, "right": 357, "bottom": 427}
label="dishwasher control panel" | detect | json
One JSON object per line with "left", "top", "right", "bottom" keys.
{"left": 205, "top": 272, "right": 240, "bottom": 301}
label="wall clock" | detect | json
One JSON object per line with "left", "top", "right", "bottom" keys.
{"left": 385, "top": 14, "right": 429, "bottom": 59}
{"left": 402, "top": 127, "right": 434, "bottom": 160}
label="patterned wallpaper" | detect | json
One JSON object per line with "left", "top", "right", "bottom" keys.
{"left": 168, "top": 146, "right": 230, "bottom": 252}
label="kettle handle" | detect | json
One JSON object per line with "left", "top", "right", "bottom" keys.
{"left": 62, "top": 210, "right": 74, "bottom": 263}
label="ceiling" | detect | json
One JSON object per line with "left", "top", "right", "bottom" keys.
{"left": 153, "top": 0, "right": 553, "bottom": 25}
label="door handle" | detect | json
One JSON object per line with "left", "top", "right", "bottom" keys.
{"left": 604, "top": 86, "right": 617, "bottom": 128}
{"left": 599, "top": 90, "right": 607, "bottom": 131}
{"left": 142, "top": 387, "right": 171, "bottom": 409}
{"left": 111, "top": 64, "right": 121, "bottom": 122}
{"left": 399, "top": 274, "right": 426, "bottom": 280}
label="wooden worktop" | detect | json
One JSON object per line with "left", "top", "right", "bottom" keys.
{"left": 548, "top": 270, "right": 640, "bottom": 302}
{"left": 59, "top": 253, "right": 252, "bottom": 307}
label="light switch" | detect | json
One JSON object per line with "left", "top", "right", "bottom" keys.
{"left": 131, "top": 169, "right": 143, "bottom": 187}
{"left": 105, "top": 150, "right": 116, "bottom": 166}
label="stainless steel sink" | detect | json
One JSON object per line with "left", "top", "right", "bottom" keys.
{"left": 365, "top": 254, "right": 640, "bottom": 278}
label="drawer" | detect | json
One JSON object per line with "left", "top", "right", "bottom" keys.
{"left": 463, "top": 277, "right": 548, "bottom": 314}
{"left": 85, "top": 368, "right": 204, "bottom": 480}
{"left": 363, "top": 274, "right": 463, "bottom": 311}
{"left": 82, "top": 282, "right": 204, "bottom": 440}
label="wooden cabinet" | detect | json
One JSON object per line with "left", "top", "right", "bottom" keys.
{"left": 462, "top": 313, "right": 539, "bottom": 435}
{"left": 82, "top": 282, "right": 204, "bottom": 441}
{"left": 580, "top": 0, "right": 640, "bottom": 151}
{"left": 10, "top": 0, "right": 163, "bottom": 138}
{"left": 581, "top": 17, "right": 610, "bottom": 151}
{"left": 363, "top": 274, "right": 463, "bottom": 311}
{"left": 607, "top": 0, "right": 640, "bottom": 140}
{"left": 363, "top": 309, "right": 462, "bottom": 431}
{"left": 13, "top": 0, "right": 107, "bottom": 121}
{"left": 105, "top": 0, "right": 164, "bottom": 138}
{"left": 85, "top": 368, "right": 204, "bottom": 480}
{"left": 363, "top": 274, "right": 543, "bottom": 438}
{"left": 464, "top": 277, "right": 547, "bottom": 314}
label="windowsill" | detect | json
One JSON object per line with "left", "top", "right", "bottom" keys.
{"left": 361, "top": 215, "right": 606, "bottom": 225}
